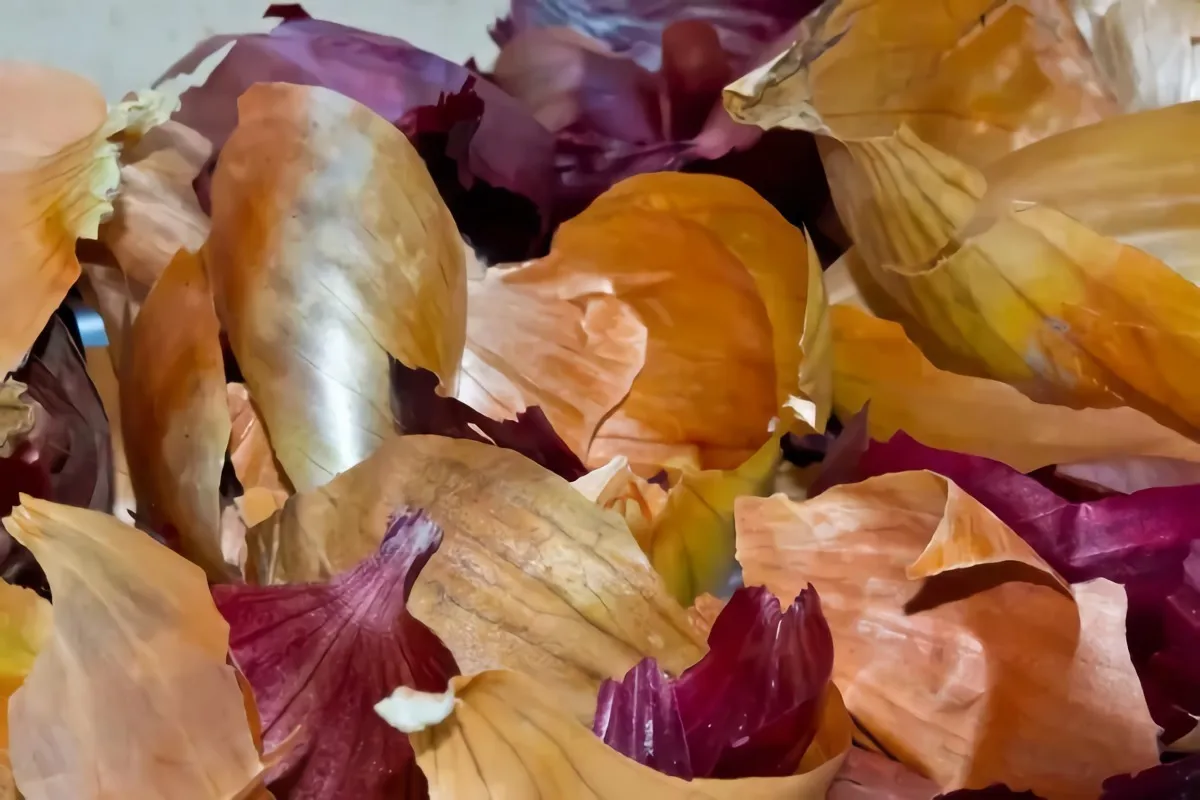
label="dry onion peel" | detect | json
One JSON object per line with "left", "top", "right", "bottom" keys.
{"left": 0, "top": 581, "right": 50, "bottom": 795}
{"left": 246, "top": 434, "right": 706, "bottom": 722}
{"left": 205, "top": 82, "right": 467, "bottom": 491}
{"left": 735, "top": 473, "right": 1160, "bottom": 796}
{"left": 830, "top": 303, "right": 1200, "bottom": 472}
{"left": 0, "top": 62, "right": 117, "bottom": 373}
{"left": 1071, "top": 0, "right": 1200, "bottom": 111}
{"left": 727, "top": 34, "right": 1200, "bottom": 434}
{"left": 479, "top": 172, "right": 824, "bottom": 473}
{"left": 457, "top": 268, "right": 648, "bottom": 460}
{"left": 723, "top": 0, "right": 1115, "bottom": 166}
{"left": 3, "top": 496, "right": 266, "bottom": 799}
{"left": 122, "top": 248, "right": 232, "bottom": 580}
{"left": 378, "top": 669, "right": 852, "bottom": 799}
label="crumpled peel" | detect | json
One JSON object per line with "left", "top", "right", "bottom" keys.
{"left": 735, "top": 472, "right": 1160, "bottom": 797}
{"left": 465, "top": 172, "right": 820, "bottom": 601}
{"left": 594, "top": 585, "right": 835, "bottom": 780}
{"left": 0, "top": 54, "right": 215, "bottom": 377}
{"left": 649, "top": 434, "right": 781, "bottom": 604}
{"left": 226, "top": 382, "right": 291, "bottom": 509}
{"left": 572, "top": 436, "right": 782, "bottom": 605}
{"left": 483, "top": 172, "right": 824, "bottom": 472}
{"left": 723, "top": 0, "right": 1115, "bottom": 166}
{"left": 571, "top": 455, "right": 668, "bottom": 548}
{"left": 457, "top": 268, "right": 648, "bottom": 461}
{"left": 98, "top": 120, "right": 212, "bottom": 355}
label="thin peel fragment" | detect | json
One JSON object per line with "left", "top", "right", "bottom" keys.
{"left": 123, "top": 249, "right": 232, "bottom": 579}
{"left": 0, "top": 62, "right": 116, "bottom": 373}
{"left": 830, "top": 304, "right": 1200, "bottom": 472}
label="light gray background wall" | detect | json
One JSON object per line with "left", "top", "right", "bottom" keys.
{"left": 1, "top": 0, "right": 506, "bottom": 99}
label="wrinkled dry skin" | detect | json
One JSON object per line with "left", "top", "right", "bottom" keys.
{"left": 736, "top": 473, "right": 1160, "bottom": 797}
{"left": 726, "top": 6, "right": 1200, "bottom": 440}
{"left": 724, "top": 0, "right": 1116, "bottom": 165}
{"left": 248, "top": 435, "right": 707, "bottom": 722}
